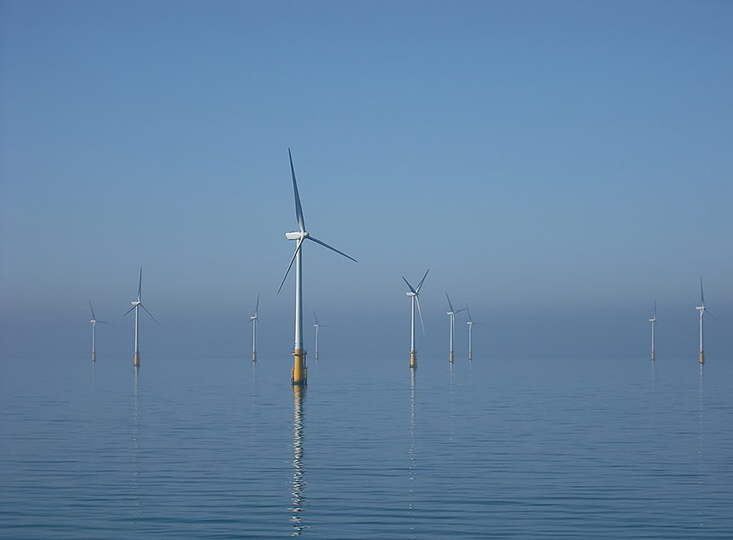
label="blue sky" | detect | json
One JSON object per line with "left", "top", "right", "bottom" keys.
{"left": 1, "top": 1, "right": 731, "bottom": 360}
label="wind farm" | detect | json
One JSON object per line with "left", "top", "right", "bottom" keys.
{"left": 4, "top": 4, "right": 733, "bottom": 538}
{"left": 277, "top": 149, "right": 357, "bottom": 385}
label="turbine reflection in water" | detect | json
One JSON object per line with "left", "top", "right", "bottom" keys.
{"left": 291, "top": 385, "right": 307, "bottom": 536}
{"left": 408, "top": 369, "right": 417, "bottom": 537}
{"left": 698, "top": 363, "right": 705, "bottom": 528}
{"left": 132, "top": 366, "right": 140, "bottom": 523}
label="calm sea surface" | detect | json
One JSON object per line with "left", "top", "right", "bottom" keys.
{"left": 1, "top": 352, "right": 732, "bottom": 538}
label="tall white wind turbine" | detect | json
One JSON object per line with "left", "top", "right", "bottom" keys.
{"left": 89, "top": 301, "right": 109, "bottom": 362}
{"left": 249, "top": 294, "right": 260, "bottom": 362}
{"left": 123, "top": 267, "right": 159, "bottom": 367}
{"left": 403, "top": 270, "right": 429, "bottom": 369}
{"left": 696, "top": 277, "right": 713, "bottom": 364}
{"left": 445, "top": 293, "right": 465, "bottom": 363}
{"left": 277, "top": 149, "right": 357, "bottom": 385}
{"left": 466, "top": 304, "right": 481, "bottom": 361}
{"left": 313, "top": 309, "right": 328, "bottom": 360}
{"left": 649, "top": 300, "right": 657, "bottom": 362}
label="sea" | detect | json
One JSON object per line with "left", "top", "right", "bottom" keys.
{"left": 1, "top": 352, "right": 732, "bottom": 538}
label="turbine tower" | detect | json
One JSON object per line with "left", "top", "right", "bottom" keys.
{"left": 445, "top": 292, "right": 465, "bottom": 363}
{"left": 123, "top": 267, "right": 158, "bottom": 367}
{"left": 278, "top": 149, "right": 357, "bottom": 386}
{"left": 649, "top": 300, "right": 656, "bottom": 362}
{"left": 466, "top": 304, "right": 480, "bottom": 361}
{"left": 313, "top": 310, "right": 328, "bottom": 360}
{"left": 402, "top": 270, "right": 429, "bottom": 369}
{"left": 696, "top": 277, "right": 713, "bottom": 364}
{"left": 249, "top": 294, "right": 259, "bottom": 362}
{"left": 89, "top": 301, "right": 109, "bottom": 362}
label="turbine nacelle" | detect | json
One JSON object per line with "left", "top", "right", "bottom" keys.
{"left": 286, "top": 231, "right": 308, "bottom": 241}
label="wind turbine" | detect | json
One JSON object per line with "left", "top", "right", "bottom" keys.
{"left": 89, "top": 301, "right": 109, "bottom": 362}
{"left": 123, "top": 267, "right": 159, "bottom": 367}
{"left": 466, "top": 304, "right": 481, "bottom": 361}
{"left": 696, "top": 277, "right": 713, "bottom": 364}
{"left": 313, "top": 310, "right": 328, "bottom": 360}
{"left": 278, "top": 149, "right": 357, "bottom": 385}
{"left": 649, "top": 300, "right": 656, "bottom": 362}
{"left": 446, "top": 293, "right": 465, "bottom": 363}
{"left": 403, "top": 270, "right": 429, "bottom": 369}
{"left": 249, "top": 294, "right": 259, "bottom": 362}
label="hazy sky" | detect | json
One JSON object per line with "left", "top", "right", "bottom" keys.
{"left": 1, "top": 0, "right": 731, "bottom": 360}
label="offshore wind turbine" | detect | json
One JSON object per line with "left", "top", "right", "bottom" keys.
{"left": 249, "top": 294, "right": 260, "bottom": 362}
{"left": 696, "top": 277, "right": 713, "bottom": 364}
{"left": 89, "top": 301, "right": 109, "bottom": 362}
{"left": 123, "top": 267, "right": 159, "bottom": 367}
{"left": 445, "top": 293, "right": 465, "bottom": 363}
{"left": 649, "top": 300, "right": 656, "bottom": 362}
{"left": 403, "top": 270, "right": 429, "bottom": 369}
{"left": 278, "top": 149, "right": 357, "bottom": 385}
{"left": 466, "top": 304, "right": 480, "bottom": 361}
{"left": 313, "top": 310, "right": 328, "bottom": 360}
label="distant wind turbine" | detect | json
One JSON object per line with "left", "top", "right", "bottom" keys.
{"left": 249, "top": 294, "right": 260, "bottom": 362}
{"left": 466, "top": 304, "right": 481, "bottom": 361}
{"left": 89, "top": 301, "right": 109, "bottom": 362}
{"left": 403, "top": 270, "right": 429, "bottom": 369}
{"left": 278, "top": 149, "right": 357, "bottom": 385}
{"left": 313, "top": 310, "right": 328, "bottom": 360}
{"left": 123, "top": 267, "right": 159, "bottom": 367}
{"left": 649, "top": 300, "right": 656, "bottom": 362}
{"left": 446, "top": 293, "right": 465, "bottom": 363}
{"left": 696, "top": 277, "right": 713, "bottom": 364}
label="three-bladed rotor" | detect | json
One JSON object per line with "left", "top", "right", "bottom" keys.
{"left": 403, "top": 269, "right": 429, "bottom": 333}
{"left": 277, "top": 149, "right": 357, "bottom": 295}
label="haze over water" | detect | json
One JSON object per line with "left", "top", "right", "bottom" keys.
{"left": 2, "top": 353, "right": 732, "bottom": 538}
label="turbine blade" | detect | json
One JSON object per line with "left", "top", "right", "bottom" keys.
{"left": 700, "top": 276, "right": 705, "bottom": 306}
{"left": 140, "top": 303, "right": 160, "bottom": 326}
{"left": 307, "top": 235, "right": 357, "bottom": 263}
{"left": 277, "top": 237, "right": 304, "bottom": 294}
{"left": 466, "top": 304, "right": 473, "bottom": 322}
{"left": 89, "top": 301, "right": 96, "bottom": 320}
{"left": 402, "top": 276, "right": 417, "bottom": 294}
{"left": 123, "top": 305, "right": 136, "bottom": 317}
{"left": 138, "top": 267, "right": 143, "bottom": 301}
{"left": 445, "top": 292, "right": 455, "bottom": 313}
{"left": 416, "top": 269, "right": 430, "bottom": 293}
{"left": 289, "top": 149, "right": 306, "bottom": 232}
{"left": 415, "top": 295, "right": 426, "bottom": 334}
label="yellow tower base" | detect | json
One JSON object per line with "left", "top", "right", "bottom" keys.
{"left": 134, "top": 351, "right": 140, "bottom": 367}
{"left": 699, "top": 350, "right": 704, "bottom": 364}
{"left": 252, "top": 351, "right": 257, "bottom": 362}
{"left": 650, "top": 351, "right": 655, "bottom": 361}
{"left": 292, "top": 348, "right": 307, "bottom": 385}
{"left": 410, "top": 351, "right": 417, "bottom": 369}
{"left": 92, "top": 352, "right": 96, "bottom": 362}
{"left": 449, "top": 351, "right": 454, "bottom": 363}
